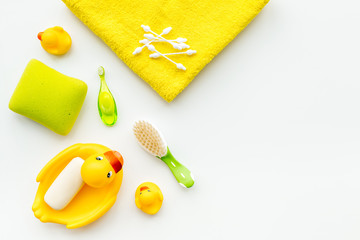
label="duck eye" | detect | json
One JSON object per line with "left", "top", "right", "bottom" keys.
{"left": 147, "top": 190, "right": 150, "bottom": 192}
{"left": 107, "top": 171, "right": 112, "bottom": 178}
{"left": 96, "top": 156, "right": 103, "bottom": 160}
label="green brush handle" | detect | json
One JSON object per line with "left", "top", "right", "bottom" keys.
{"left": 159, "top": 147, "right": 194, "bottom": 188}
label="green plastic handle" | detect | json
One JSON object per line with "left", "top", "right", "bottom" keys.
{"left": 159, "top": 147, "right": 194, "bottom": 188}
{"left": 98, "top": 74, "right": 117, "bottom": 126}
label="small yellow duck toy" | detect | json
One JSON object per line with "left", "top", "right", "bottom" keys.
{"left": 135, "top": 182, "right": 163, "bottom": 215}
{"left": 32, "top": 143, "right": 124, "bottom": 229}
{"left": 37, "top": 26, "right": 72, "bottom": 55}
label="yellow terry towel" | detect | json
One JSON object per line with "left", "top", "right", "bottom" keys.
{"left": 62, "top": 0, "right": 269, "bottom": 102}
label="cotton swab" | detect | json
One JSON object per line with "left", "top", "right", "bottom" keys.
{"left": 134, "top": 25, "right": 196, "bottom": 70}
{"left": 142, "top": 26, "right": 185, "bottom": 50}
{"left": 147, "top": 45, "right": 187, "bottom": 70}
{"left": 133, "top": 32, "right": 167, "bottom": 54}
{"left": 150, "top": 50, "right": 197, "bottom": 58}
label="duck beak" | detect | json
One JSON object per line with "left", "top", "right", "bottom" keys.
{"left": 114, "top": 151, "right": 124, "bottom": 166}
{"left": 104, "top": 150, "right": 123, "bottom": 173}
{"left": 37, "top": 32, "right": 43, "bottom": 41}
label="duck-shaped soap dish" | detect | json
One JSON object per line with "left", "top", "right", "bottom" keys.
{"left": 32, "top": 143, "right": 124, "bottom": 229}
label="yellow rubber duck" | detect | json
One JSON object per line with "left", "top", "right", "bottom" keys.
{"left": 37, "top": 26, "right": 72, "bottom": 55}
{"left": 135, "top": 182, "right": 163, "bottom": 215}
{"left": 32, "top": 143, "right": 124, "bottom": 229}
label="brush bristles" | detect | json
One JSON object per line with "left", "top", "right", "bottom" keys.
{"left": 133, "top": 121, "right": 167, "bottom": 157}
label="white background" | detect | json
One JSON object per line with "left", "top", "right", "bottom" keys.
{"left": 1, "top": 0, "right": 360, "bottom": 239}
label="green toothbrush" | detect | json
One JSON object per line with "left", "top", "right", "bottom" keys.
{"left": 97, "top": 66, "right": 117, "bottom": 126}
{"left": 133, "top": 120, "right": 195, "bottom": 188}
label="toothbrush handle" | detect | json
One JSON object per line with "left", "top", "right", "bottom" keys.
{"left": 98, "top": 79, "right": 117, "bottom": 126}
{"left": 160, "top": 148, "right": 194, "bottom": 188}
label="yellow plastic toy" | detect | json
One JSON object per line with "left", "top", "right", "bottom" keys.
{"left": 37, "top": 26, "right": 72, "bottom": 55}
{"left": 32, "top": 143, "right": 124, "bottom": 229}
{"left": 135, "top": 182, "right": 163, "bottom": 215}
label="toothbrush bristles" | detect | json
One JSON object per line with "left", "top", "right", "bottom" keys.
{"left": 98, "top": 66, "right": 105, "bottom": 76}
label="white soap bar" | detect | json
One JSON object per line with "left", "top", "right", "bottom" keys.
{"left": 44, "top": 157, "right": 84, "bottom": 210}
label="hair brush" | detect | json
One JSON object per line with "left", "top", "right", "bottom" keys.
{"left": 133, "top": 120, "right": 194, "bottom": 188}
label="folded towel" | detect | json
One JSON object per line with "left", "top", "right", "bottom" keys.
{"left": 62, "top": 0, "right": 269, "bottom": 102}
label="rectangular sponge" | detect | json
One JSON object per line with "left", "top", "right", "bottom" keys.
{"left": 9, "top": 59, "right": 88, "bottom": 135}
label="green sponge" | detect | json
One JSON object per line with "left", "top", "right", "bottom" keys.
{"left": 9, "top": 59, "right": 88, "bottom": 135}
